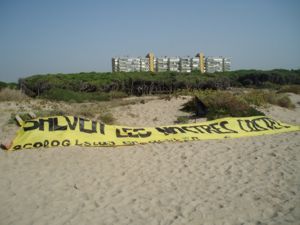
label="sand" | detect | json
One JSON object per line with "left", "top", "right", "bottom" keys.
{"left": 0, "top": 94, "right": 299, "bottom": 225}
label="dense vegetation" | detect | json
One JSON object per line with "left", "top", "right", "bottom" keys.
{"left": 1, "top": 69, "right": 299, "bottom": 121}
{"left": 18, "top": 69, "right": 300, "bottom": 102}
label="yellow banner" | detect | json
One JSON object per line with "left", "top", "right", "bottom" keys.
{"left": 8, "top": 116, "right": 300, "bottom": 150}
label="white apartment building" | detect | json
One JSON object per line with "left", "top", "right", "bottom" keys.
{"left": 140, "top": 58, "right": 150, "bottom": 72}
{"left": 112, "top": 57, "right": 118, "bottom": 72}
{"left": 168, "top": 57, "right": 180, "bottom": 72}
{"left": 112, "top": 57, "right": 149, "bottom": 72}
{"left": 131, "top": 58, "right": 141, "bottom": 72}
{"left": 180, "top": 57, "right": 192, "bottom": 73}
{"left": 156, "top": 57, "right": 169, "bottom": 72}
{"left": 205, "top": 57, "right": 223, "bottom": 73}
{"left": 118, "top": 58, "right": 132, "bottom": 72}
{"left": 223, "top": 57, "right": 231, "bottom": 71}
{"left": 191, "top": 57, "right": 200, "bottom": 71}
{"left": 205, "top": 57, "right": 231, "bottom": 73}
{"left": 112, "top": 53, "right": 230, "bottom": 73}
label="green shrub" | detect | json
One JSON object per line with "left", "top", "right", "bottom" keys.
{"left": 182, "top": 90, "right": 264, "bottom": 120}
{"left": 242, "top": 90, "right": 295, "bottom": 108}
{"left": 40, "top": 88, "right": 110, "bottom": 102}
{"left": 175, "top": 116, "right": 190, "bottom": 124}
{"left": 109, "top": 91, "right": 128, "bottom": 99}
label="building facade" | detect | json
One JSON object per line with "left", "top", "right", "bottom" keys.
{"left": 112, "top": 53, "right": 230, "bottom": 73}
{"left": 156, "top": 57, "right": 169, "bottom": 72}
{"left": 168, "top": 57, "right": 180, "bottom": 72}
{"left": 205, "top": 56, "right": 231, "bottom": 73}
{"left": 180, "top": 57, "right": 192, "bottom": 73}
{"left": 222, "top": 57, "right": 231, "bottom": 72}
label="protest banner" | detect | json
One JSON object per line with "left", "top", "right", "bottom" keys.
{"left": 8, "top": 116, "right": 300, "bottom": 150}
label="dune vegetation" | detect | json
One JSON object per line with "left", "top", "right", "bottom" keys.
{"left": 17, "top": 69, "right": 300, "bottom": 102}
{"left": 1, "top": 69, "right": 299, "bottom": 120}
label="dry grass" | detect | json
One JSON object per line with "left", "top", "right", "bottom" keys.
{"left": 152, "top": 117, "right": 158, "bottom": 122}
{"left": 127, "top": 112, "right": 138, "bottom": 118}
{"left": 242, "top": 90, "right": 295, "bottom": 109}
{"left": 97, "top": 113, "right": 115, "bottom": 124}
{"left": 71, "top": 104, "right": 99, "bottom": 118}
{"left": 278, "top": 85, "right": 300, "bottom": 94}
{"left": 0, "top": 88, "right": 29, "bottom": 102}
{"left": 62, "top": 103, "right": 116, "bottom": 124}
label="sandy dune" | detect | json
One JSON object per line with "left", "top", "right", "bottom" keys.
{"left": 0, "top": 94, "right": 299, "bottom": 225}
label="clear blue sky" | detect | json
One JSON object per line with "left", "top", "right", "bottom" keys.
{"left": 0, "top": 0, "right": 299, "bottom": 82}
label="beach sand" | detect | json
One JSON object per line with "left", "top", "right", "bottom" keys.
{"left": 0, "top": 94, "right": 299, "bottom": 225}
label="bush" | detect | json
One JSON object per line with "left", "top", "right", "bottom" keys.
{"left": 182, "top": 90, "right": 264, "bottom": 120}
{"left": 175, "top": 116, "right": 190, "bottom": 124}
{"left": 242, "top": 90, "right": 295, "bottom": 108}
{"left": 276, "top": 96, "right": 295, "bottom": 108}
{"left": 40, "top": 88, "right": 110, "bottom": 102}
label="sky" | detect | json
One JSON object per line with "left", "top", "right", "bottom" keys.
{"left": 0, "top": 0, "right": 299, "bottom": 82}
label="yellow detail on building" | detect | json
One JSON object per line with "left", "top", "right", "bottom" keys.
{"left": 146, "top": 53, "right": 155, "bottom": 72}
{"left": 199, "top": 52, "right": 205, "bottom": 73}
{"left": 195, "top": 53, "right": 205, "bottom": 73}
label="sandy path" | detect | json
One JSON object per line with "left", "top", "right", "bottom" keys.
{"left": 113, "top": 96, "right": 193, "bottom": 126}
